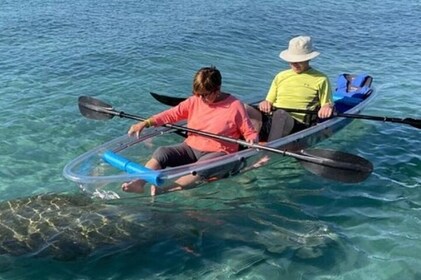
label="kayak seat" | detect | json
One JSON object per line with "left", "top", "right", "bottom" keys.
{"left": 333, "top": 73, "right": 373, "bottom": 112}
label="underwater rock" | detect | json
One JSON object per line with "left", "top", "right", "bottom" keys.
{"left": 0, "top": 193, "right": 342, "bottom": 263}
{"left": 0, "top": 193, "right": 161, "bottom": 261}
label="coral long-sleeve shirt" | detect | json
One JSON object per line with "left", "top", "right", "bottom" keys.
{"left": 150, "top": 95, "right": 258, "bottom": 154}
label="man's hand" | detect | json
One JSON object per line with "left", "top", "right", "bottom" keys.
{"left": 258, "top": 100, "right": 273, "bottom": 113}
{"left": 318, "top": 104, "right": 334, "bottom": 119}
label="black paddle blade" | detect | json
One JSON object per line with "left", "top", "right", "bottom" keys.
{"left": 404, "top": 118, "right": 421, "bottom": 129}
{"left": 150, "top": 92, "right": 186, "bottom": 106}
{"left": 78, "top": 96, "right": 116, "bottom": 120}
{"left": 298, "top": 149, "right": 373, "bottom": 183}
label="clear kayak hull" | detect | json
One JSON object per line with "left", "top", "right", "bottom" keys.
{"left": 63, "top": 74, "right": 376, "bottom": 199}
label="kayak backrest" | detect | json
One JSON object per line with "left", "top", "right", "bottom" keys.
{"left": 244, "top": 104, "right": 262, "bottom": 133}
{"left": 333, "top": 73, "right": 373, "bottom": 112}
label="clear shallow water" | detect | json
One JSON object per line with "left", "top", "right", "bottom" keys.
{"left": 0, "top": 0, "right": 420, "bottom": 279}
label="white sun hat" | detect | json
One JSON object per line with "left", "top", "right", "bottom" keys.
{"left": 279, "top": 36, "right": 320, "bottom": 63}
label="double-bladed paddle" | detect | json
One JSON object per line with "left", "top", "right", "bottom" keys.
{"left": 150, "top": 92, "right": 421, "bottom": 129}
{"left": 78, "top": 96, "right": 373, "bottom": 183}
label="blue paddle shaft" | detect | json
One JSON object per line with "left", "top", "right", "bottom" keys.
{"left": 102, "top": 150, "right": 164, "bottom": 186}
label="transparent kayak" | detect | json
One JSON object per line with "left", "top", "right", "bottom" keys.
{"left": 63, "top": 74, "right": 375, "bottom": 199}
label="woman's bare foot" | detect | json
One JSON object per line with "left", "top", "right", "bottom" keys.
{"left": 252, "top": 155, "right": 270, "bottom": 167}
{"left": 150, "top": 185, "right": 160, "bottom": 196}
{"left": 121, "top": 180, "right": 146, "bottom": 193}
{"left": 150, "top": 185, "right": 182, "bottom": 196}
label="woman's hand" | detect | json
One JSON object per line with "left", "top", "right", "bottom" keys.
{"left": 246, "top": 136, "right": 259, "bottom": 145}
{"left": 258, "top": 100, "right": 273, "bottom": 113}
{"left": 128, "top": 121, "right": 148, "bottom": 138}
{"left": 318, "top": 103, "right": 334, "bottom": 119}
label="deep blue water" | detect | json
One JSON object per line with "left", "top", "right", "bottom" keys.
{"left": 0, "top": 0, "right": 420, "bottom": 279}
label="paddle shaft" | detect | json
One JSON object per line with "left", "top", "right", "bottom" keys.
{"left": 106, "top": 110, "right": 367, "bottom": 172}
{"left": 280, "top": 108, "right": 420, "bottom": 128}
{"left": 150, "top": 92, "right": 420, "bottom": 129}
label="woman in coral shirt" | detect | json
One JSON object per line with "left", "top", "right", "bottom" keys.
{"left": 122, "top": 66, "right": 258, "bottom": 196}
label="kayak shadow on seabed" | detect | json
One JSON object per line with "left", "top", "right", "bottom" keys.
{"left": 0, "top": 192, "right": 353, "bottom": 277}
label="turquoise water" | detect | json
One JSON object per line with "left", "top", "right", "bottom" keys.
{"left": 1, "top": 0, "right": 420, "bottom": 279}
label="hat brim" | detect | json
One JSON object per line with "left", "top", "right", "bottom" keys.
{"left": 279, "top": 50, "right": 320, "bottom": 63}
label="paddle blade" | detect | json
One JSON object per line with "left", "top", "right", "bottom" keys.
{"left": 78, "top": 96, "right": 116, "bottom": 120}
{"left": 298, "top": 149, "right": 373, "bottom": 183}
{"left": 150, "top": 92, "right": 186, "bottom": 106}
{"left": 404, "top": 118, "right": 421, "bottom": 129}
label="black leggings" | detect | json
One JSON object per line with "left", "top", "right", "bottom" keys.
{"left": 152, "top": 142, "right": 226, "bottom": 169}
{"left": 259, "top": 110, "right": 309, "bottom": 142}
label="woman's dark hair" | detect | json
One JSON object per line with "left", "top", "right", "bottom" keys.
{"left": 192, "top": 66, "right": 222, "bottom": 93}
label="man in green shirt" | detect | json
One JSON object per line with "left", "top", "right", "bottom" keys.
{"left": 258, "top": 35, "right": 334, "bottom": 141}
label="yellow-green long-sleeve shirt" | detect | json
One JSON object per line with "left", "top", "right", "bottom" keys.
{"left": 266, "top": 68, "right": 332, "bottom": 124}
